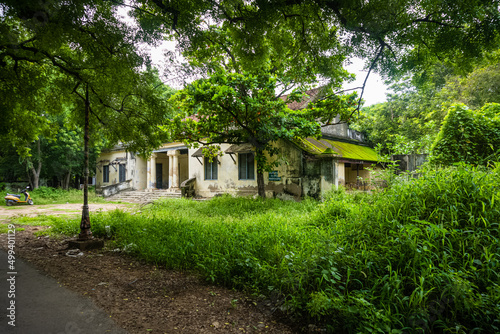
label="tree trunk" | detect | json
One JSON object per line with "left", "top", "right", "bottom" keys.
{"left": 255, "top": 148, "right": 266, "bottom": 198}
{"left": 257, "top": 171, "right": 266, "bottom": 198}
{"left": 79, "top": 84, "right": 92, "bottom": 240}
{"left": 26, "top": 171, "right": 33, "bottom": 190}
{"left": 63, "top": 168, "right": 71, "bottom": 190}
{"left": 28, "top": 140, "right": 42, "bottom": 189}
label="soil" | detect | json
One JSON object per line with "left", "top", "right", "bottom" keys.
{"left": 0, "top": 204, "right": 302, "bottom": 334}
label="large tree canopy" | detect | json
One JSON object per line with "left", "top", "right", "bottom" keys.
{"left": 1, "top": 0, "right": 175, "bottom": 238}
{"left": 134, "top": 0, "right": 500, "bottom": 84}
{"left": 351, "top": 51, "right": 500, "bottom": 156}
{"left": 0, "top": 0, "right": 173, "bottom": 155}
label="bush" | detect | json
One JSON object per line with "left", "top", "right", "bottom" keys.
{"left": 430, "top": 103, "right": 500, "bottom": 166}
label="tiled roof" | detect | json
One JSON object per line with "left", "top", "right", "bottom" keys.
{"left": 225, "top": 143, "right": 254, "bottom": 154}
{"left": 281, "top": 87, "right": 324, "bottom": 110}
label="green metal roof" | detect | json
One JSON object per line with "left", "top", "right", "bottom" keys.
{"left": 295, "top": 138, "right": 379, "bottom": 162}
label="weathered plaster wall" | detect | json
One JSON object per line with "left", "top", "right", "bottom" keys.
{"left": 96, "top": 150, "right": 124, "bottom": 187}
{"left": 190, "top": 143, "right": 249, "bottom": 197}
{"left": 134, "top": 157, "right": 147, "bottom": 190}
{"left": 96, "top": 150, "right": 145, "bottom": 191}
{"left": 190, "top": 140, "right": 304, "bottom": 198}
{"left": 344, "top": 163, "right": 372, "bottom": 184}
{"left": 302, "top": 157, "right": 337, "bottom": 198}
{"left": 322, "top": 122, "right": 348, "bottom": 138}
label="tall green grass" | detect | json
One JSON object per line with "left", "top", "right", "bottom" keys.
{"left": 42, "top": 164, "right": 500, "bottom": 333}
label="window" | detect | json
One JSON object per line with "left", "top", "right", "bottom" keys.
{"left": 238, "top": 153, "right": 255, "bottom": 180}
{"left": 204, "top": 157, "right": 218, "bottom": 180}
{"left": 119, "top": 164, "right": 126, "bottom": 182}
{"left": 103, "top": 165, "right": 109, "bottom": 183}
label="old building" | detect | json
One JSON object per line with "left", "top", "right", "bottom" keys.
{"left": 96, "top": 123, "right": 379, "bottom": 198}
{"left": 96, "top": 88, "right": 380, "bottom": 198}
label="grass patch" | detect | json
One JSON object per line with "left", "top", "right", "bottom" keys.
{"left": 0, "top": 223, "right": 25, "bottom": 233}
{"left": 1, "top": 186, "right": 108, "bottom": 206}
{"left": 41, "top": 165, "right": 500, "bottom": 332}
{"left": 11, "top": 215, "right": 68, "bottom": 227}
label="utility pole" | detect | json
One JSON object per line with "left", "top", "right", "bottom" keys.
{"left": 79, "top": 83, "right": 92, "bottom": 240}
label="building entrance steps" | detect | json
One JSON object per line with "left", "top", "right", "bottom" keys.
{"left": 104, "top": 189, "right": 181, "bottom": 204}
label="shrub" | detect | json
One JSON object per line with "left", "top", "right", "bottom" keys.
{"left": 430, "top": 103, "right": 500, "bottom": 166}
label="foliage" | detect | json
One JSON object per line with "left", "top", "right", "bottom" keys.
{"left": 0, "top": 1, "right": 174, "bottom": 157}
{"left": 430, "top": 103, "right": 500, "bottom": 166}
{"left": 352, "top": 52, "right": 500, "bottom": 156}
{"left": 167, "top": 71, "right": 356, "bottom": 189}
{"left": 460, "top": 59, "right": 500, "bottom": 109}
{"left": 135, "top": 0, "right": 500, "bottom": 83}
{"left": 36, "top": 164, "right": 500, "bottom": 332}
{"left": 0, "top": 116, "right": 103, "bottom": 188}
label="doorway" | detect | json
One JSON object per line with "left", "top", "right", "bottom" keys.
{"left": 156, "top": 163, "right": 163, "bottom": 189}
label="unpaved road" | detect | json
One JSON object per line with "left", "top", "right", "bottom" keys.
{"left": 0, "top": 203, "right": 134, "bottom": 220}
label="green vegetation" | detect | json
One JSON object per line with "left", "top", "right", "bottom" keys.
{"left": 430, "top": 103, "right": 500, "bottom": 166}
{"left": 1, "top": 187, "right": 108, "bottom": 206}
{"left": 353, "top": 51, "right": 500, "bottom": 158}
{"left": 14, "top": 164, "right": 499, "bottom": 332}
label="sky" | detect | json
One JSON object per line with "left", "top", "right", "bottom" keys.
{"left": 344, "top": 59, "right": 389, "bottom": 106}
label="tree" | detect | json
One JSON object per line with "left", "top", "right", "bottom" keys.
{"left": 168, "top": 70, "right": 356, "bottom": 197}
{"left": 134, "top": 0, "right": 500, "bottom": 93}
{"left": 430, "top": 103, "right": 500, "bottom": 166}
{"left": 460, "top": 62, "right": 500, "bottom": 109}
{"left": 1, "top": 0, "right": 174, "bottom": 239}
{"left": 156, "top": 10, "right": 356, "bottom": 197}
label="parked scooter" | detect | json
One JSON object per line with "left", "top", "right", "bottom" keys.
{"left": 5, "top": 186, "right": 33, "bottom": 206}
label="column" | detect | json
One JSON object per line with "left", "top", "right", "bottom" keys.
{"left": 147, "top": 153, "right": 157, "bottom": 191}
{"left": 151, "top": 153, "right": 157, "bottom": 190}
{"left": 146, "top": 158, "right": 151, "bottom": 191}
{"left": 172, "top": 150, "right": 180, "bottom": 190}
{"left": 168, "top": 153, "right": 173, "bottom": 189}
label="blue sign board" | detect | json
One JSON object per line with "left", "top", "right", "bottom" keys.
{"left": 268, "top": 171, "right": 281, "bottom": 181}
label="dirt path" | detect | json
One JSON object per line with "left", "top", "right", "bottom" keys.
{"left": 0, "top": 204, "right": 300, "bottom": 333}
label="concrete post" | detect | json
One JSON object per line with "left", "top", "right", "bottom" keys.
{"left": 168, "top": 154, "right": 173, "bottom": 189}
{"left": 171, "top": 150, "right": 180, "bottom": 190}
{"left": 150, "top": 153, "right": 157, "bottom": 190}
{"left": 147, "top": 153, "right": 157, "bottom": 191}
{"left": 146, "top": 158, "right": 151, "bottom": 192}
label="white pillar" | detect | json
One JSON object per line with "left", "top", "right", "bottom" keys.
{"left": 151, "top": 153, "right": 157, "bottom": 189}
{"left": 147, "top": 153, "right": 157, "bottom": 191}
{"left": 171, "top": 150, "right": 180, "bottom": 190}
{"left": 146, "top": 158, "right": 151, "bottom": 191}
{"left": 168, "top": 154, "right": 173, "bottom": 189}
